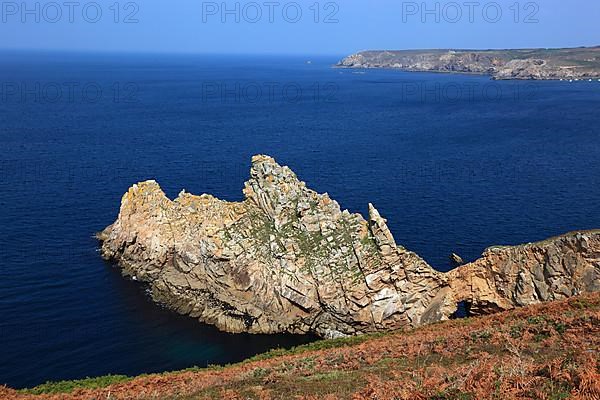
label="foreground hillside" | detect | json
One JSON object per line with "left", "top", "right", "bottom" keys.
{"left": 3, "top": 293, "right": 599, "bottom": 400}
{"left": 337, "top": 47, "right": 600, "bottom": 80}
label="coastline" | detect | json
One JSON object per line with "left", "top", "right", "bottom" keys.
{"left": 336, "top": 46, "right": 600, "bottom": 80}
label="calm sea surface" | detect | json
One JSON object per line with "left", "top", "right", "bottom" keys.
{"left": 1, "top": 52, "right": 599, "bottom": 388}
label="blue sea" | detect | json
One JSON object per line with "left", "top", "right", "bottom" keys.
{"left": 1, "top": 52, "right": 599, "bottom": 389}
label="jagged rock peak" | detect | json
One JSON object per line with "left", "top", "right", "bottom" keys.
{"left": 98, "top": 155, "right": 600, "bottom": 338}
{"left": 244, "top": 155, "right": 304, "bottom": 221}
{"left": 368, "top": 203, "right": 397, "bottom": 253}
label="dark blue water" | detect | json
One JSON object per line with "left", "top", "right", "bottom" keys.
{"left": 1, "top": 52, "right": 599, "bottom": 389}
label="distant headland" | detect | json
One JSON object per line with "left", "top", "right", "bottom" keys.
{"left": 336, "top": 46, "right": 600, "bottom": 80}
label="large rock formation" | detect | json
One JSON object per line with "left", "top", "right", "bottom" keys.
{"left": 98, "top": 155, "right": 600, "bottom": 338}
{"left": 337, "top": 47, "right": 600, "bottom": 80}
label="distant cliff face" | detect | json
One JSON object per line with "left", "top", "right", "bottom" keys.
{"left": 98, "top": 155, "right": 600, "bottom": 338}
{"left": 337, "top": 47, "right": 600, "bottom": 80}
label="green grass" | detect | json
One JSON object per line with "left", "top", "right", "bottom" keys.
{"left": 244, "top": 331, "right": 387, "bottom": 363}
{"left": 18, "top": 332, "right": 389, "bottom": 395}
{"left": 21, "top": 374, "right": 133, "bottom": 395}
{"left": 429, "top": 390, "right": 474, "bottom": 400}
{"left": 570, "top": 298, "right": 593, "bottom": 310}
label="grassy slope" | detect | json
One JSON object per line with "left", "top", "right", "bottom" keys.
{"left": 3, "top": 293, "right": 599, "bottom": 400}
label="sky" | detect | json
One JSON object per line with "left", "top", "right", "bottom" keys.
{"left": 1, "top": 0, "right": 599, "bottom": 55}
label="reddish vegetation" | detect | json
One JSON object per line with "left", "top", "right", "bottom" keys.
{"left": 3, "top": 293, "right": 599, "bottom": 400}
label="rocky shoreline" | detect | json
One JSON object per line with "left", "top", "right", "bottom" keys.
{"left": 98, "top": 155, "right": 600, "bottom": 338}
{"left": 336, "top": 47, "right": 600, "bottom": 80}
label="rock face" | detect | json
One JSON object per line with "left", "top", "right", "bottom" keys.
{"left": 99, "top": 155, "right": 600, "bottom": 338}
{"left": 337, "top": 47, "right": 600, "bottom": 80}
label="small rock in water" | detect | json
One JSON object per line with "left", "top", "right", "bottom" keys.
{"left": 450, "top": 253, "right": 465, "bottom": 267}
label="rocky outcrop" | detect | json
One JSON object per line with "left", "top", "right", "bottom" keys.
{"left": 450, "top": 253, "right": 465, "bottom": 267}
{"left": 337, "top": 47, "right": 600, "bottom": 80}
{"left": 98, "top": 155, "right": 600, "bottom": 338}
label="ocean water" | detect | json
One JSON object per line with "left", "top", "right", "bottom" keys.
{"left": 1, "top": 52, "right": 599, "bottom": 388}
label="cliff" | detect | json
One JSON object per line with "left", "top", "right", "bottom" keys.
{"left": 98, "top": 155, "right": 600, "bottom": 338}
{"left": 336, "top": 47, "right": 600, "bottom": 80}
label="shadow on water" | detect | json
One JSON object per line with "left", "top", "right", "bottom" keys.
{"left": 101, "top": 259, "right": 318, "bottom": 372}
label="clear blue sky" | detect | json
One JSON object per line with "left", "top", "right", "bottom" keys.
{"left": 2, "top": 0, "right": 599, "bottom": 55}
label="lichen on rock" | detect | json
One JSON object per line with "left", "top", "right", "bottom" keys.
{"left": 98, "top": 155, "right": 600, "bottom": 337}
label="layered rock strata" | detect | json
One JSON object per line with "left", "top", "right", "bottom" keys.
{"left": 99, "top": 155, "right": 600, "bottom": 338}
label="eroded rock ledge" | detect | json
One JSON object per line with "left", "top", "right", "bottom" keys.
{"left": 98, "top": 155, "right": 600, "bottom": 338}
